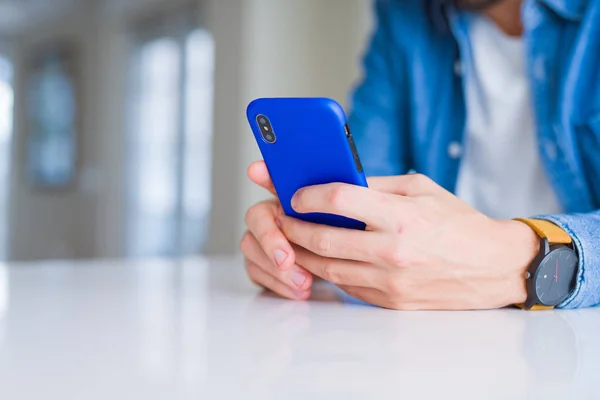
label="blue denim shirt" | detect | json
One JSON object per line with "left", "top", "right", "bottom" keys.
{"left": 348, "top": 0, "right": 600, "bottom": 308}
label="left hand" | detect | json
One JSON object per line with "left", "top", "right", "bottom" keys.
{"left": 277, "top": 174, "right": 539, "bottom": 310}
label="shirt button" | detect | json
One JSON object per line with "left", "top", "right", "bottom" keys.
{"left": 454, "top": 60, "right": 463, "bottom": 77}
{"left": 448, "top": 142, "right": 462, "bottom": 159}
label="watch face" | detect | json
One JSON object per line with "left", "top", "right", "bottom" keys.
{"left": 534, "top": 248, "right": 578, "bottom": 306}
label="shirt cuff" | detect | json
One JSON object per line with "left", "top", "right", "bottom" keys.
{"left": 535, "top": 213, "right": 600, "bottom": 309}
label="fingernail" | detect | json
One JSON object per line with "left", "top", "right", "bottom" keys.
{"left": 274, "top": 249, "right": 288, "bottom": 266}
{"left": 291, "top": 271, "right": 307, "bottom": 288}
{"left": 291, "top": 192, "right": 299, "bottom": 209}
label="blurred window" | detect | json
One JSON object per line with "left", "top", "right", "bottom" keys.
{"left": 0, "top": 55, "right": 13, "bottom": 261}
{"left": 127, "top": 26, "right": 215, "bottom": 258}
{"left": 26, "top": 48, "right": 78, "bottom": 188}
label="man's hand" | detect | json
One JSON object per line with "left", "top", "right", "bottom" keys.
{"left": 277, "top": 174, "right": 539, "bottom": 310}
{"left": 241, "top": 162, "right": 313, "bottom": 300}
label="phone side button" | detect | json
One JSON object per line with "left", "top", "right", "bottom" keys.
{"left": 347, "top": 134, "right": 363, "bottom": 174}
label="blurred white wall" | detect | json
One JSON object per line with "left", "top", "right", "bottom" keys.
{"left": 2, "top": 0, "right": 373, "bottom": 260}
{"left": 6, "top": 0, "right": 202, "bottom": 260}
{"left": 8, "top": 4, "right": 102, "bottom": 260}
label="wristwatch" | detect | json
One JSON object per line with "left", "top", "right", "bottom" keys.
{"left": 514, "top": 218, "right": 579, "bottom": 310}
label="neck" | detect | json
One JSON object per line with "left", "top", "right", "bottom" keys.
{"left": 483, "top": 0, "right": 524, "bottom": 36}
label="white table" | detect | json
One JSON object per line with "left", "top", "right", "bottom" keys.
{"left": 0, "top": 257, "right": 597, "bottom": 400}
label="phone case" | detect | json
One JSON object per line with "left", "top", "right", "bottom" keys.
{"left": 247, "top": 98, "right": 367, "bottom": 230}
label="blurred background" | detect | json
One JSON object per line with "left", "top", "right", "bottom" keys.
{"left": 0, "top": 0, "right": 373, "bottom": 262}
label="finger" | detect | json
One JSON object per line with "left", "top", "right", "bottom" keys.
{"left": 293, "top": 245, "right": 384, "bottom": 289}
{"left": 337, "top": 285, "right": 386, "bottom": 307}
{"left": 279, "top": 215, "right": 394, "bottom": 266}
{"left": 367, "top": 174, "right": 442, "bottom": 197}
{"left": 241, "top": 232, "right": 313, "bottom": 291}
{"left": 246, "top": 260, "right": 311, "bottom": 301}
{"left": 245, "top": 200, "right": 295, "bottom": 270}
{"left": 337, "top": 285, "right": 419, "bottom": 310}
{"left": 291, "top": 183, "right": 407, "bottom": 231}
{"left": 248, "top": 161, "right": 276, "bottom": 196}
{"left": 337, "top": 285, "right": 424, "bottom": 311}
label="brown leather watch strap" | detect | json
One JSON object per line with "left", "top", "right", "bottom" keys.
{"left": 514, "top": 218, "right": 572, "bottom": 244}
{"left": 515, "top": 303, "right": 554, "bottom": 311}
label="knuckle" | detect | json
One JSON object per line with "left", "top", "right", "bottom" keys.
{"left": 321, "top": 263, "right": 339, "bottom": 283}
{"left": 410, "top": 173, "right": 432, "bottom": 191}
{"left": 411, "top": 173, "right": 430, "bottom": 185}
{"left": 244, "top": 204, "right": 261, "bottom": 227}
{"left": 312, "top": 231, "right": 332, "bottom": 255}
{"left": 273, "top": 202, "right": 284, "bottom": 217}
{"left": 327, "top": 185, "right": 349, "bottom": 210}
{"left": 257, "top": 229, "right": 279, "bottom": 247}
{"left": 375, "top": 190, "right": 394, "bottom": 206}
{"left": 240, "top": 232, "right": 254, "bottom": 254}
{"left": 245, "top": 200, "right": 279, "bottom": 228}
{"left": 383, "top": 245, "right": 409, "bottom": 269}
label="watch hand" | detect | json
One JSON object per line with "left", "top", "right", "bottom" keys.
{"left": 556, "top": 258, "right": 559, "bottom": 283}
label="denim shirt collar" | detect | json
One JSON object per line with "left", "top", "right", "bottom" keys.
{"left": 444, "top": 0, "right": 589, "bottom": 22}
{"left": 446, "top": 1, "right": 589, "bottom": 38}
{"left": 537, "top": 0, "right": 589, "bottom": 20}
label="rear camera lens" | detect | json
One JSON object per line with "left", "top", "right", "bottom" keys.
{"left": 256, "top": 114, "right": 276, "bottom": 144}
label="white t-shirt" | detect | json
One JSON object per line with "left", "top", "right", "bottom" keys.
{"left": 455, "top": 15, "right": 562, "bottom": 220}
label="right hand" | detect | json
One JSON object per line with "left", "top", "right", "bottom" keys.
{"left": 241, "top": 161, "right": 314, "bottom": 300}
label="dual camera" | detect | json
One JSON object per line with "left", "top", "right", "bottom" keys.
{"left": 256, "top": 115, "right": 276, "bottom": 144}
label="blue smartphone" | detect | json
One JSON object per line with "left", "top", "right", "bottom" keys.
{"left": 246, "top": 97, "right": 368, "bottom": 230}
